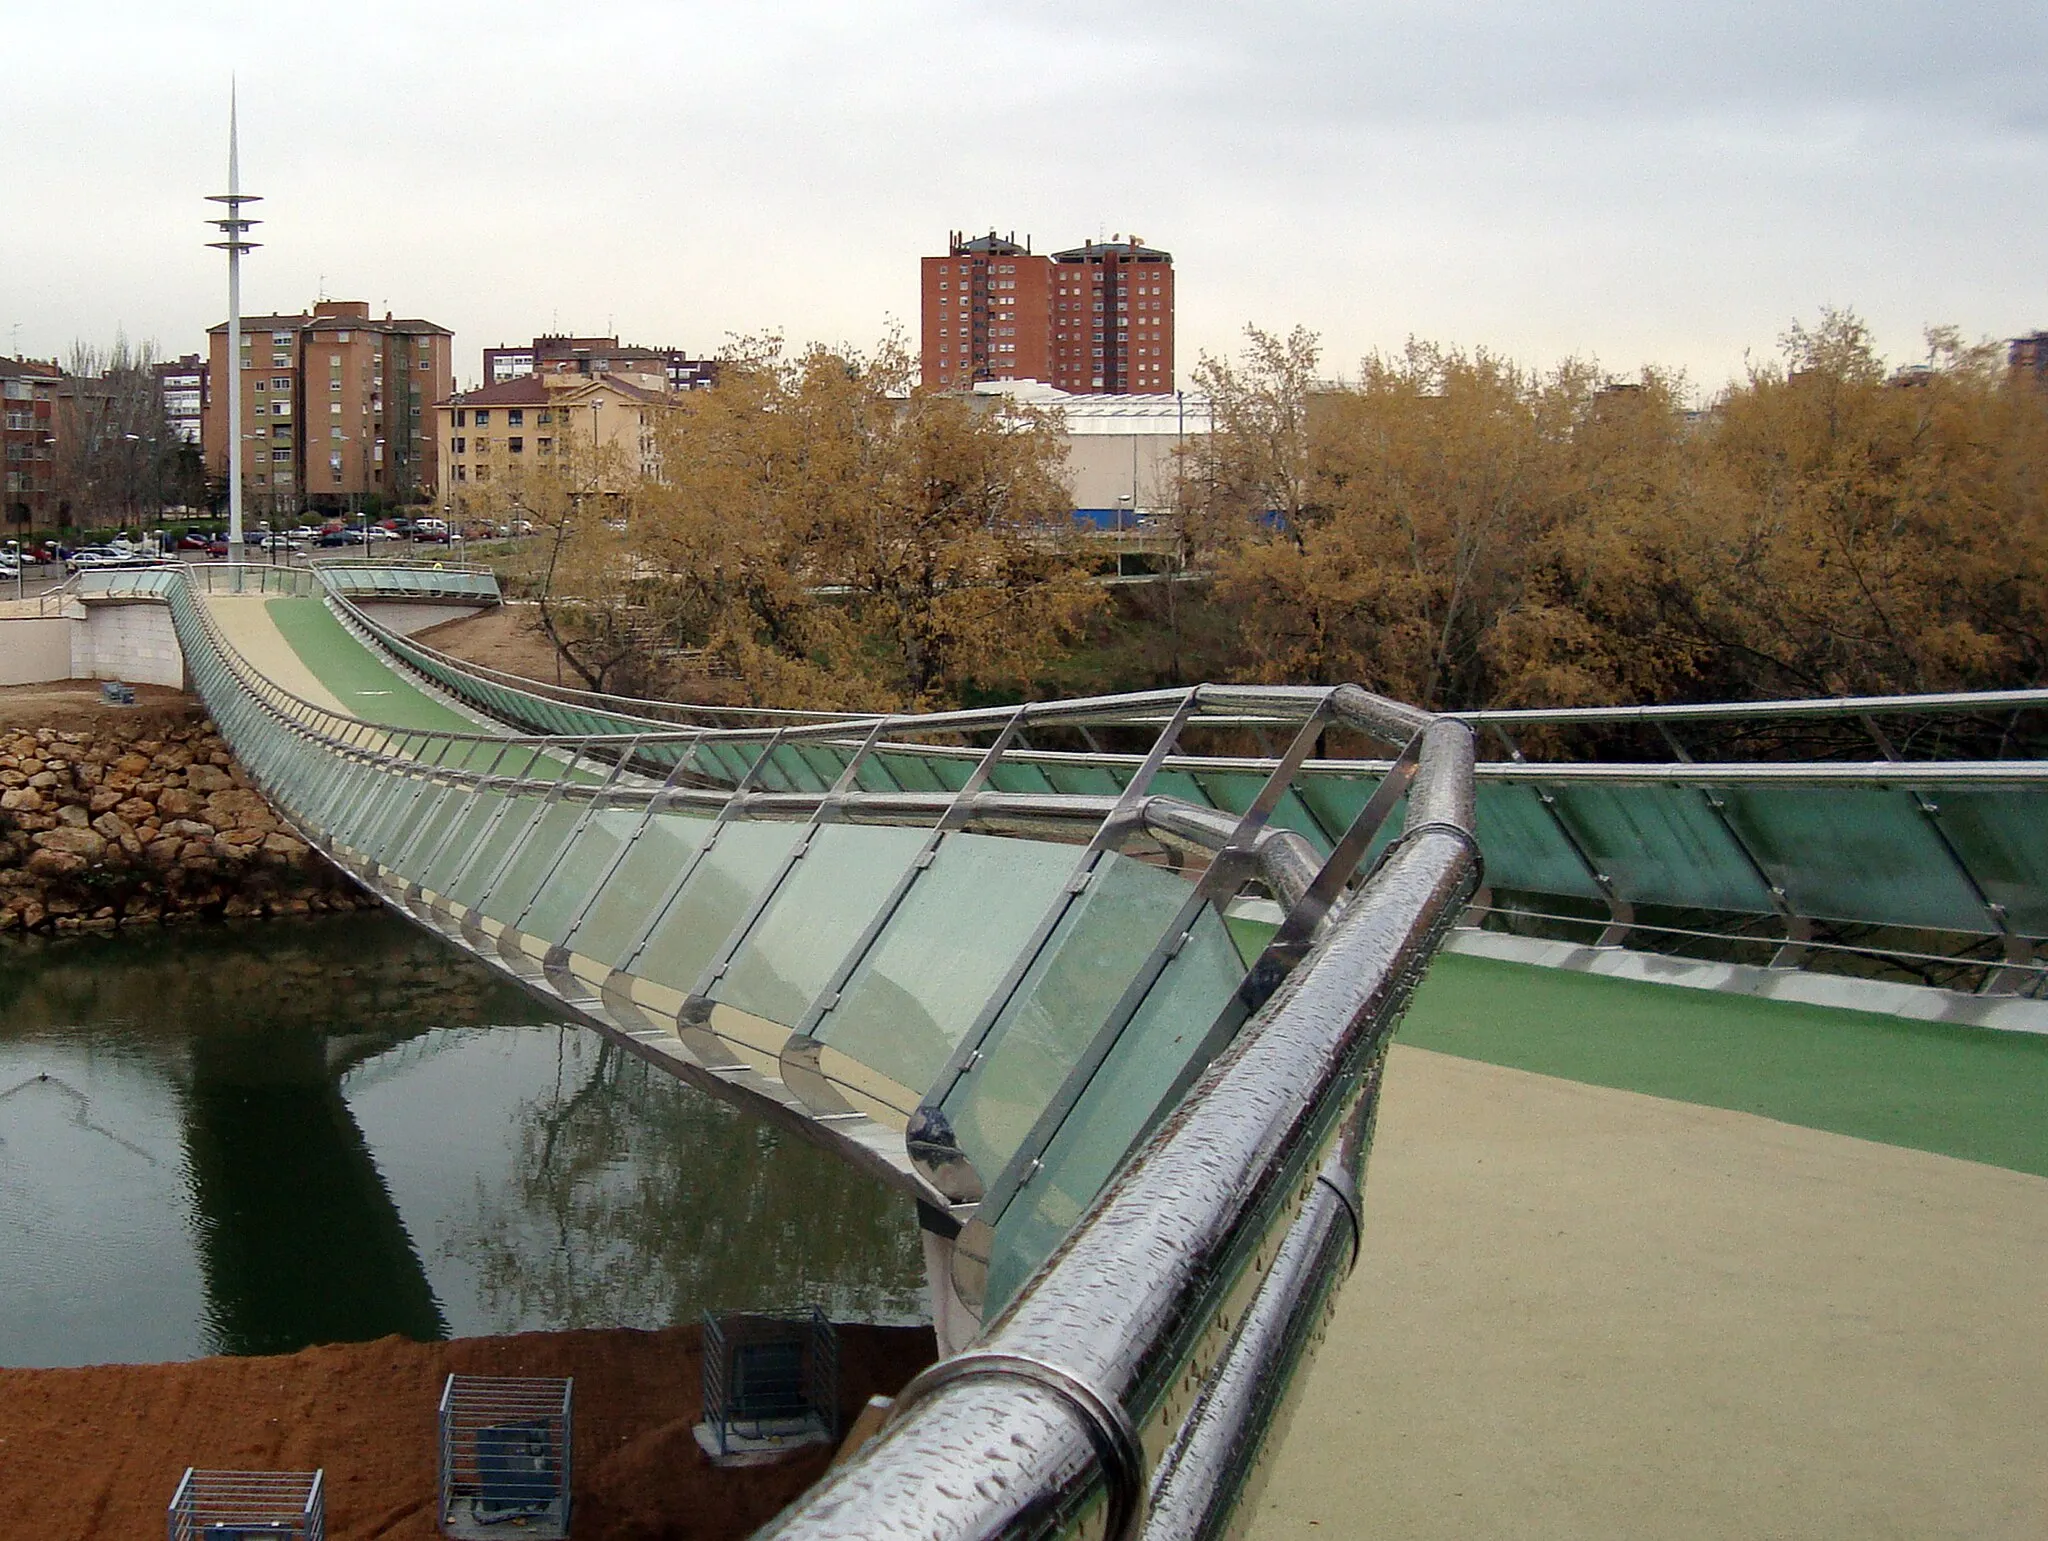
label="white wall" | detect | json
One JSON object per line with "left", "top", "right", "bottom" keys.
{"left": 357, "top": 601, "right": 490, "bottom": 636}
{"left": 0, "top": 619, "right": 77, "bottom": 686}
{"left": 74, "top": 604, "right": 186, "bottom": 688}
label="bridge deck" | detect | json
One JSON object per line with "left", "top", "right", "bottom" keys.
{"left": 1251, "top": 960, "right": 2048, "bottom": 1541}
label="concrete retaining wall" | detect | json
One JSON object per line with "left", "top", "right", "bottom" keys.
{"left": 74, "top": 604, "right": 186, "bottom": 689}
{"left": 0, "top": 619, "right": 76, "bottom": 686}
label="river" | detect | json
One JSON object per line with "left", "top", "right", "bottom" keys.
{"left": 0, "top": 914, "right": 927, "bottom": 1367}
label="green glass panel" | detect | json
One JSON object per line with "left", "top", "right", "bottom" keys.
{"left": 1044, "top": 763, "right": 1124, "bottom": 796}
{"left": 983, "top": 903, "right": 1246, "bottom": 1312}
{"left": 1147, "top": 769, "right": 1216, "bottom": 808}
{"left": 483, "top": 800, "right": 588, "bottom": 923}
{"left": 988, "top": 760, "right": 1059, "bottom": 795}
{"left": 1716, "top": 787, "right": 1987, "bottom": 932}
{"left": 851, "top": 755, "right": 905, "bottom": 794}
{"left": 1930, "top": 792, "right": 2048, "bottom": 935}
{"left": 521, "top": 807, "right": 645, "bottom": 942}
{"left": 695, "top": 741, "right": 758, "bottom": 786}
{"left": 940, "top": 851, "right": 1196, "bottom": 1187}
{"left": 1548, "top": 785, "right": 1774, "bottom": 915}
{"left": 361, "top": 780, "right": 441, "bottom": 861}
{"left": 816, "top": 833, "right": 1082, "bottom": 1107}
{"left": 634, "top": 821, "right": 806, "bottom": 992}
{"left": 387, "top": 786, "right": 468, "bottom": 882}
{"left": 1195, "top": 772, "right": 1330, "bottom": 848}
{"left": 795, "top": 744, "right": 852, "bottom": 788}
{"left": 569, "top": 808, "right": 713, "bottom": 965}
{"left": 713, "top": 824, "right": 933, "bottom": 1027}
{"left": 418, "top": 792, "right": 508, "bottom": 894}
{"left": 1472, "top": 784, "right": 1605, "bottom": 900}
{"left": 449, "top": 794, "right": 548, "bottom": 908}
{"left": 872, "top": 750, "right": 947, "bottom": 793}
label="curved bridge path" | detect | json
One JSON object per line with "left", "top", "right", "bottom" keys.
{"left": 78, "top": 562, "right": 2045, "bottom": 1540}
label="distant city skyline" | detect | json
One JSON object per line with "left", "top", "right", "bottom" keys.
{"left": 4, "top": 2, "right": 2045, "bottom": 401}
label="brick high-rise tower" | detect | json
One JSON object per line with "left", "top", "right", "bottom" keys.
{"left": 921, "top": 231, "right": 1174, "bottom": 395}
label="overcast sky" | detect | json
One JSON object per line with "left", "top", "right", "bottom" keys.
{"left": 3, "top": 2, "right": 2042, "bottom": 398}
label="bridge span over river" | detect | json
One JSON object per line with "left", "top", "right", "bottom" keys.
{"left": 65, "top": 561, "right": 2048, "bottom": 1540}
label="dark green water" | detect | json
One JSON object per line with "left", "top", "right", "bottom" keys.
{"left": 0, "top": 915, "right": 927, "bottom": 1367}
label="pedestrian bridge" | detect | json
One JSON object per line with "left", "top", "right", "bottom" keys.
{"left": 71, "top": 561, "right": 2048, "bottom": 1541}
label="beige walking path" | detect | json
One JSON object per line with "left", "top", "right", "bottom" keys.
{"left": 201, "top": 594, "right": 350, "bottom": 718}
{"left": 1248, "top": 1045, "right": 2048, "bottom": 1540}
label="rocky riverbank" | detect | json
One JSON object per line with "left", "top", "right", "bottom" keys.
{"left": 0, "top": 692, "right": 367, "bottom": 934}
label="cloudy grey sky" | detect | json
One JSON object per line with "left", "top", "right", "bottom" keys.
{"left": 3, "top": 1, "right": 2042, "bottom": 396}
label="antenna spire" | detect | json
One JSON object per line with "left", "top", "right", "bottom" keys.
{"left": 206, "top": 80, "right": 263, "bottom": 558}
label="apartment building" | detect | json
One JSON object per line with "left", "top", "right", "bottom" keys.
{"left": 1, "top": 357, "right": 62, "bottom": 529}
{"left": 154, "top": 355, "right": 208, "bottom": 445}
{"left": 435, "top": 370, "right": 668, "bottom": 516}
{"left": 203, "top": 300, "right": 454, "bottom": 513}
{"left": 484, "top": 334, "right": 718, "bottom": 394}
{"left": 920, "top": 231, "right": 1175, "bottom": 395}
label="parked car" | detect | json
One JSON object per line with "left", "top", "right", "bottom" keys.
{"left": 176, "top": 532, "right": 214, "bottom": 550}
{"left": 206, "top": 538, "right": 231, "bottom": 557}
{"left": 364, "top": 525, "right": 399, "bottom": 541}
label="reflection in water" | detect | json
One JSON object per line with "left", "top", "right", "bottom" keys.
{"left": 184, "top": 1026, "right": 447, "bottom": 1356}
{"left": 442, "top": 1032, "right": 927, "bottom": 1331}
{"left": 0, "top": 916, "right": 927, "bottom": 1366}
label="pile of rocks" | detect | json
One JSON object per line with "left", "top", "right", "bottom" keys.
{"left": 0, "top": 718, "right": 370, "bottom": 934}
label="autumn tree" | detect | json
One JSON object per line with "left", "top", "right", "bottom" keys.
{"left": 625, "top": 336, "right": 1101, "bottom": 710}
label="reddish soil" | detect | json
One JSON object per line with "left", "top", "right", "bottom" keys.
{"left": 417, "top": 603, "right": 571, "bottom": 688}
{"left": 0, "top": 1323, "right": 935, "bottom": 1541}
{"left": 0, "top": 680, "right": 200, "bottom": 735}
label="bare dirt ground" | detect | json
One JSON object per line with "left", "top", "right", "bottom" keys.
{"left": 0, "top": 1322, "right": 935, "bottom": 1541}
{"left": 0, "top": 680, "right": 201, "bottom": 736}
{"left": 416, "top": 602, "right": 572, "bottom": 688}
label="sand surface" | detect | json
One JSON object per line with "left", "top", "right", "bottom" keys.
{"left": 1248, "top": 1045, "right": 2048, "bottom": 1540}
{"left": 0, "top": 1322, "right": 934, "bottom": 1541}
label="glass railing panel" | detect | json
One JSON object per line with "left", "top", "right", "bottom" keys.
{"left": 692, "top": 740, "right": 759, "bottom": 786}
{"left": 1043, "top": 763, "right": 1125, "bottom": 797}
{"left": 986, "top": 760, "right": 1059, "bottom": 795}
{"left": 981, "top": 901, "right": 1246, "bottom": 1312}
{"left": 386, "top": 786, "right": 470, "bottom": 884}
{"left": 1192, "top": 772, "right": 1332, "bottom": 850}
{"left": 448, "top": 793, "right": 550, "bottom": 909}
{"left": 710, "top": 824, "right": 933, "bottom": 1028}
{"left": 1548, "top": 784, "right": 1774, "bottom": 914}
{"left": 520, "top": 806, "right": 646, "bottom": 942}
{"left": 870, "top": 748, "right": 948, "bottom": 793}
{"left": 1927, "top": 792, "right": 2048, "bottom": 935}
{"left": 1715, "top": 786, "right": 1989, "bottom": 932}
{"left": 1146, "top": 768, "right": 1216, "bottom": 808}
{"left": 813, "top": 833, "right": 1082, "bottom": 1109}
{"left": 1472, "top": 783, "right": 1607, "bottom": 900}
{"left": 632, "top": 820, "right": 807, "bottom": 992}
{"left": 417, "top": 792, "right": 510, "bottom": 895}
{"left": 482, "top": 801, "right": 590, "bottom": 923}
{"left": 793, "top": 743, "right": 853, "bottom": 789}
{"left": 937, "top": 852, "right": 1198, "bottom": 1188}
{"left": 566, "top": 808, "right": 714, "bottom": 964}
{"left": 356, "top": 777, "right": 442, "bottom": 859}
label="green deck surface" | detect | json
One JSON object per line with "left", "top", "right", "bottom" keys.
{"left": 1402, "top": 952, "right": 2048, "bottom": 1177}
{"left": 265, "top": 597, "right": 480, "bottom": 735}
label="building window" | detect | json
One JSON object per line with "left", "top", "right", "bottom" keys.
{"left": 537, "top": 410, "right": 552, "bottom": 425}
{"left": 475, "top": 437, "right": 490, "bottom": 454}
{"left": 452, "top": 436, "right": 466, "bottom": 453}
{"left": 474, "top": 410, "right": 490, "bottom": 426}
{"left": 508, "top": 409, "right": 524, "bottom": 426}
{"left": 537, "top": 438, "right": 553, "bottom": 454}
{"left": 271, "top": 354, "right": 290, "bottom": 367}
{"left": 272, "top": 401, "right": 289, "bottom": 416}
{"left": 475, "top": 465, "right": 490, "bottom": 482}
{"left": 454, "top": 465, "right": 467, "bottom": 482}
{"left": 508, "top": 436, "right": 524, "bottom": 454}
{"left": 455, "top": 410, "right": 466, "bottom": 427}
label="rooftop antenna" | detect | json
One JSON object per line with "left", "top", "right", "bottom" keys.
{"left": 206, "top": 79, "right": 261, "bottom": 561}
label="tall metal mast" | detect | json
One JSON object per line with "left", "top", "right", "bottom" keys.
{"left": 205, "top": 83, "right": 261, "bottom": 560}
